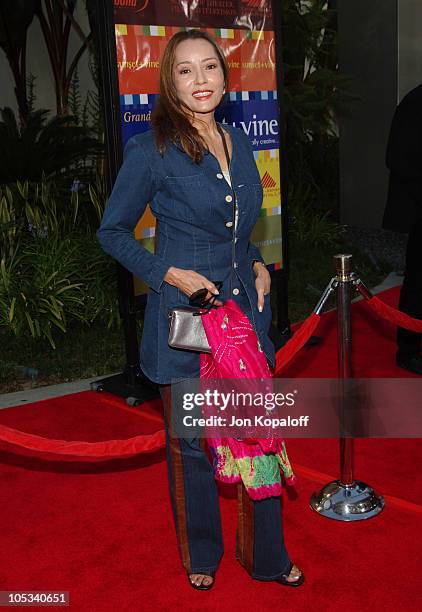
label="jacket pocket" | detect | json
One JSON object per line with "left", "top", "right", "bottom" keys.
{"left": 161, "top": 281, "right": 184, "bottom": 307}
{"left": 163, "top": 174, "right": 211, "bottom": 222}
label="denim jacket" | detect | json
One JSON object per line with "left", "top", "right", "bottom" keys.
{"left": 96, "top": 123, "right": 275, "bottom": 384}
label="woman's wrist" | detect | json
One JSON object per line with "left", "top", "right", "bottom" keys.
{"left": 252, "top": 260, "right": 267, "bottom": 276}
{"left": 164, "top": 266, "right": 180, "bottom": 286}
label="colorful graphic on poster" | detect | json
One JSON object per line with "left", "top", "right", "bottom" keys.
{"left": 116, "top": 25, "right": 275, "bottom": 94}
{"left": 119, "top": 91, "right": 279, "bottom": 151}
{"left": 112, "top": 0, "right": 283, "bottom": 294}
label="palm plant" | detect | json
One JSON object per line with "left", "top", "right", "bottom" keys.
{"left": 34, "top": 0, "right": 93, "bottom": 117}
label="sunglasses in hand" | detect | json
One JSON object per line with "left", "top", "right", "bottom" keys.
{"left": 189, "top": 281, "right": 223, "bottom": 309}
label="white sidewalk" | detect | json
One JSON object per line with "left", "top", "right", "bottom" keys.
{"left": 0, "top": 375, "right": 120, "bottom": 410}
{"left": 0, "top": 272, "right": 403, "bottom": 410}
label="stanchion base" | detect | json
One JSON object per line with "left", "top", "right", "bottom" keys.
{"left": 310, "top": 480, "right": 384, "bottom": 521}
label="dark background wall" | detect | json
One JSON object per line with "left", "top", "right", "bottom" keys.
{"left": 398, "top": 0, "right": 422, "bottom": 100}
{"left": 338, "top": 0, "right": 398, "bottom": 228}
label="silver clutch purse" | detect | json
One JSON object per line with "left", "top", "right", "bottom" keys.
{"left": 168, "top": 307, "right": 211, "bottom": 353}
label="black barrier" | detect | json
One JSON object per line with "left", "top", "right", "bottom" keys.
{"left": 94, "top": 0, "right": 158, "bottom": 404}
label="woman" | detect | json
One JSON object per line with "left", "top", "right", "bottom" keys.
{"left": 97, "top": 30, "right": 304, "bottom": 590}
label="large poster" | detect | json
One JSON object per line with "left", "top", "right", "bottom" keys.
{"left": 113, "top": 0, "right": 283, "bottom": 295}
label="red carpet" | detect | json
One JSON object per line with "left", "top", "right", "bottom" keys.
{"left": 0, "top": 286, "right": 421, "bottom": 610}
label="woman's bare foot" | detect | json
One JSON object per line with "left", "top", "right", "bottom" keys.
{"left": 283, "top": 563, "right": 303, "bottom": 583}
{"left": 189, "top": 573, "right": 214, "bottom": 587}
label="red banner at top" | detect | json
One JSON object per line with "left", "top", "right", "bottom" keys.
{"left": 113, "top": 0, "right": 273, "bottom": 30}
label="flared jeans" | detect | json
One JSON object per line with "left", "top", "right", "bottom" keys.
{"left": 159, "top": 384, "right": 292, "bottom": 580}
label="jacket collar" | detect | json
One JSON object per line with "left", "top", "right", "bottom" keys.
{"left": 169, "top": 121, "right": 235, "bottom": 156}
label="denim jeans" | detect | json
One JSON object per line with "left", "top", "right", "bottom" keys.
{"left": 159, "top": 384, "right": 292, "bottom": 580}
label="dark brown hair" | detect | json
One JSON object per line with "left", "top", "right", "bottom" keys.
{"left": 151, "top": 30, "right": 228, "bottom": 163}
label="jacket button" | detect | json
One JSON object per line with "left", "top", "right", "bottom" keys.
{"left": 225, "top": 195, "right": 233, "bottom": 202}
{"left": 225, "top": 221, "right": 233, "bottom": 228}
{"left": 232, "top": 288, "right": 240, "bottom": 295}
{"left": 217, "top": 173, "right": 223, "bottom": 179}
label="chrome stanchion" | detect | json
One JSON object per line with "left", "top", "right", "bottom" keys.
{"left": 310, "top": 254, "right": 385, "bottom": 521}
{"left": 314, "top": 277, "right": 338, "bottom": 315}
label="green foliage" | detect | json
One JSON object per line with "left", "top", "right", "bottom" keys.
{"left": 288, "top": 184, "right": 342, "bottom": 248}
{"left": 0, "top": 177, "right": 119, "bottom": 347}
{"left": 68, "top": 67, "right": 82, "bottom": 126}
{"left": 71, "top": 234, "right": 120, "bottom": 329}
{"left": 81, "top": 53, "right": 105, "bottom": 177}
{"left": 68, "top": 55, "right": 105, "bottom": 176}
{"left": 82, "top": 54, "right": 104, "bottom": 139}
{"left": 0, "top": 106, "right": 101, "bottom": 184}
{"left": 0, "top": 185, "right": 20, "bottom": 261}
{"left": 88, "top": 173, "right": 109, "bottom": 225}
{"left": 26, "top": 73, "right": 37, "bottom": 114}
{"left": 1, "top": 176, "right": 101, "bottom": 237}
{"left": 281, "top": 0, "right": 356, "bottom": 215}
{"left": 0, "top": 238, "right": 85, "bottom": 348}
{"left": 0, "top": 1, "right": 114, "bottom": 356}
{"left": 282, "top": 0, "right": 351, "bottom": 133}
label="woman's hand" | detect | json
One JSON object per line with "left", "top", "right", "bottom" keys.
{"left": 253, "top": 261, "right": 271, "bottom": 312}
{"left": 164, "top": 266, "right": 223, "bottom": 305}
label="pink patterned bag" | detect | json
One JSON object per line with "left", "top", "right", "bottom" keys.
{"left": 200, "top": 299, "right": 296, "bottom": 500}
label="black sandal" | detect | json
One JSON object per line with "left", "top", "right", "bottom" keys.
{"left": 187, "top": 571, "right": 216, "bottom": 591}
{"left": 275, "top": 562, "right": 305, "bottom": 587}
